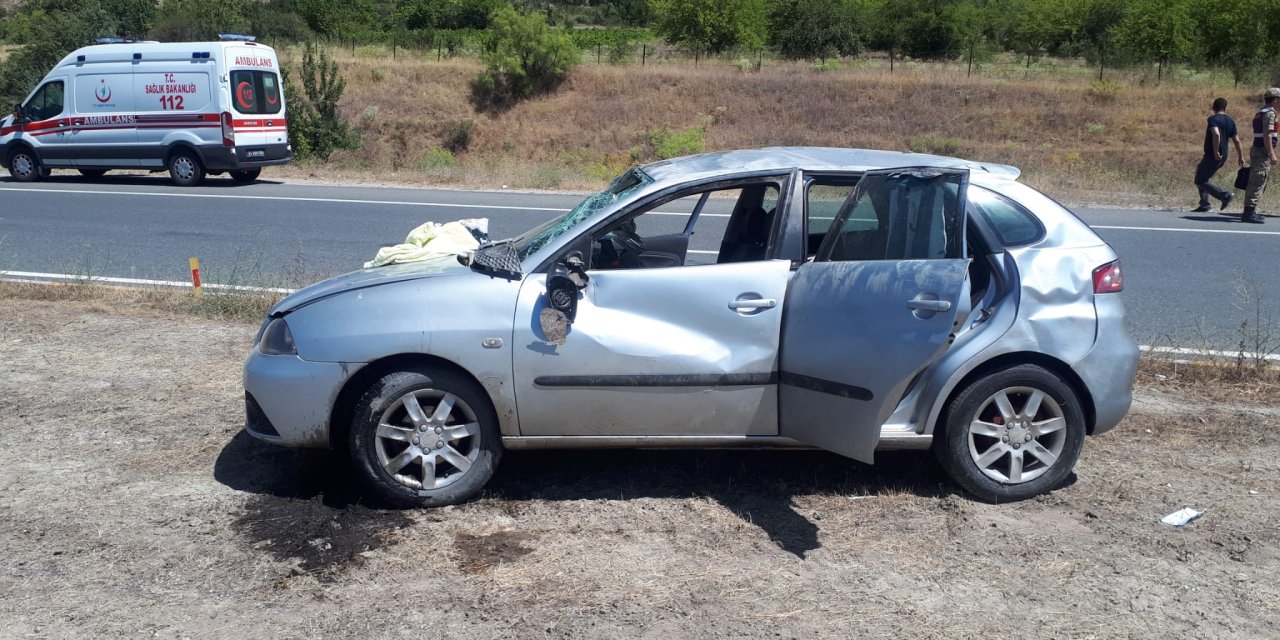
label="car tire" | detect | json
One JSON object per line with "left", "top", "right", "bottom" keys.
{"left": 229, "top": 168, "right": 261, "bottom": 184}
{"left": 349, "top": 368, "right": 502, "bottom": 508}
{"left": 78, "top": 169, "right": 107, "bottom": 179}
{"left": 168, "top": 149, "right": 205, "bottom": 186}
{"left": 8, "top": 148, "right": 41, "bottom": 182}
{"left": 934, "top": 364, "right": 1085, "bottom": 503}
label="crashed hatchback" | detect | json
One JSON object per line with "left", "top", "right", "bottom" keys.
{"left": 243, "top": 147, "right": 1138, "bottom": 506}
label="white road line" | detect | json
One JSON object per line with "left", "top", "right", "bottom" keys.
{"left": 3, "top": 268, "right": 1276, "bottom": 363}
{"left": 0, "top": 186, "right": 570, "bottom": 212}
{"left": 1140, "top": 344, "right": 1280, "bottom": 362}
{"left": 0, "top": 270, "right": 296, "bottom": 294}
{"left": 1093, "top": 224, "right": 1280, "bottom": 236}
{"left": 0, "top": 186, "right": 731, "bottom": 217}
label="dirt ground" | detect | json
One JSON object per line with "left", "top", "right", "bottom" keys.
{"left": 1, "top": 294, "right": 1278, "bottom": 639}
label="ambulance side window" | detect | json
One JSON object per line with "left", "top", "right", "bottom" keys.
{"left": 26, "top": 81, "right": 64, "bottom": 121}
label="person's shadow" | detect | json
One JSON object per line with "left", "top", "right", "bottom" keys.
{"left": 215, "top": 430, "right": 963, "bottom": 560}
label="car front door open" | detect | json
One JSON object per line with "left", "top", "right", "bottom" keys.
{"left": 779, "top": 168, "right": 972, "bottom": 463}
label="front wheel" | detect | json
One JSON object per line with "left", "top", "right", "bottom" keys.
{"left": 349, "top": 368, "right": 502, "bottom": 508}
{"left": 935, "top": 364, "right": 1085, "bottom": 503}
{"left": 8, "top": 149, "right": 41, "bottom": 182}
{"left": 229, "top": 168, "right": 261, "bottom": 183}
{"left": 168, "top": 150, "right": 205, "bottom": 186}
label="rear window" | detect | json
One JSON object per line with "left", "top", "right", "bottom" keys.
{"left": 969, "top": 187, "right": 1044, "bottom": 247}
{"left": 230, "top": 70, "right": 281, "bottom": 115}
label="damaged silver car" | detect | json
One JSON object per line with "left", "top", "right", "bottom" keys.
{"left": 243, "top": 147, "right": 1137, "bottom": 506}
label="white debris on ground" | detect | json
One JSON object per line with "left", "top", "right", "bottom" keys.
{"left": 1160, "top": 507, "right": 1205, "bottom": 526}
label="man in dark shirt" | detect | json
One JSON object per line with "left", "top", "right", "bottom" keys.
{"left": 1193, "top": 97, "right": 1243, "bottom": 212}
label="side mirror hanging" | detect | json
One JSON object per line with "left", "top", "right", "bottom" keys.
{"left": 540, "top": 252, "right": 589, "bottom": 345}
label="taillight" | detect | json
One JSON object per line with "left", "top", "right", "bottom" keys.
{"left": 1093, "top": 260, "right": 1124, "bottom": 293}
{"left": 221, "top": 111, "right": 235, "bottom": 147}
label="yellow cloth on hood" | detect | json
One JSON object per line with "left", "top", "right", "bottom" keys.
{"left": 364, "top": 220, "right": 481, "bottom": 269}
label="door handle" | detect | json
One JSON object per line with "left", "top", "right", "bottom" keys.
{"left": 728, "top": 298, "right": 776, "bottom": 310}
{"left": 906, "top": 297, "right": 951, "bottom": 312}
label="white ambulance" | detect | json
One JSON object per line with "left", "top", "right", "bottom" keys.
{"left": 0, "top": 35, "right": 291, "bottom": 186}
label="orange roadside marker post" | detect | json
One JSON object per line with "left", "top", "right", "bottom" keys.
{"left": 189, "top": 257, "right": 202, "bottom": 296}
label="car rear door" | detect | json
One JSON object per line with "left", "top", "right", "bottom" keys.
{"left": 779, "top": 168, "right": 971, "bottom": 462}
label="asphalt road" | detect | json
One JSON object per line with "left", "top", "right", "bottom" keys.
{"left": 2, "top": 174, "right": 1278, "bottom": 351}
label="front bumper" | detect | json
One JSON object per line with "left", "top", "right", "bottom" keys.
{"left": 201, "top": 142, "right": 293, "bottom": 171}
{"left": 1074, "top": 294, "right": 1139, "bottom": 435}
{"left": 242, "top": 348, "right": 357, "bottom": 448}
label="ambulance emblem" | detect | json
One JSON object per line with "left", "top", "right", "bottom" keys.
{"left": 95, "top": 79, "right": 112, "bottom": 103}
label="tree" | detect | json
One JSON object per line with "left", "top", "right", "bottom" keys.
{"left": 1079, "top": 0, "right": 1126, "bottom": 81}
{"left": 470, "top": 7, "right": 578, "bottom": 112}
{"left": 1116, "top": 0, "right": 1195, "bottom": 84}
{"left": 152, "top": 0, "right": 251, "bottom": 42}
{"left": 1192, "top": 0, "right": 1271, "bottom": 87}
{"left": 768, "top": 0, "right": 863, "bottom": 62}
{"left": 991, "top": 0, "right": 1079, "bottom": 66}
{"left": 948, "top": 1, "right": 990, "bottom": 77}
{"left": 285, "top": 42, "right": 357, "bottom": 161}
{"left": 866, "top": 0, "right": 962, "bottom": 70}
{"left": 0, "top": 0, "right": 118, "bottom": 107}
{"left": 652, "top": 0, "right": 768, "bottom": 55}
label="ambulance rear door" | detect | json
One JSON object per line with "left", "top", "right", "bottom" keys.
{"left": 225, "top": 45, "right": 286, "bottom": 158}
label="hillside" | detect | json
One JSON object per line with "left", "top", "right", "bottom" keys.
{"left": 289, "top": 51, "right": 1247, "bottom": 208}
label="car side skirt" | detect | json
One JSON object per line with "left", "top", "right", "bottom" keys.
{"left": 502, "top": 432, "right": 932, "bottom": 451}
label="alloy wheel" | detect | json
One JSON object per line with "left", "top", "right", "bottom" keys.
{"left": 966, "top": 386, "right": 1067, "bottom": 484}
{"left": 374, "top": 389, "right": 482, "bottom": 491}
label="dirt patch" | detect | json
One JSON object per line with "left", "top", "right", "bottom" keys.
{"left": 454, "top": 531, "right": 536, "bottom": 573}
{"left": 2, "top": 293, "right": 1279, "bottom": 638}
{"left": 234, "top": 496, "right": 412, "bottom": 581}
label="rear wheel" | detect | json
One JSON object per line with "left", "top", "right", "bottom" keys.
{"left": 349, "top": 368, "right": 502, "bottom": 508}
{"left": 167, "top": 149, "right": 205, "bottom": 186}
{"left": 78, "top": 169, "right": 107, "bottom": 179}
{"left": 8, "top": 148, "right": 41, "bottom": 182}
{"left": 935, "top": 364, "right": 1085, "bottom": 503}
{"left": 229, "top": 168, "right": 261, "bottom": 183}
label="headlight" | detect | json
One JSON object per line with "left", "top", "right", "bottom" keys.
{"left": 258, "top": 317, "right": 296, "bottom": 355}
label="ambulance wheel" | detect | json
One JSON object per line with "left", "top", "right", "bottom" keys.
{"left": 78, "top": 169, "right": 107, "bottom": 179}
{"left": 8, "top": 148, "right": 41, "bottom": 182}
{"left": 230, "top": 168, "right": 261, "bottom": 184}
{"left": 168, "top": 150, "right": 205, "bottom": 187}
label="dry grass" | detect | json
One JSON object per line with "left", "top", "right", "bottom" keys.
{"left": 271, "top": 47, "right": 1252, "bottom": 207}
{"left": 0, "top": 280, "right": 278, "bottom": 322}
{"left": 2, "top": 292, "right": 1279, "bottom": 638}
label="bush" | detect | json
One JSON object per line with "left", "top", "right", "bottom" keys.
{"left": 469, "top": 7, "right": 578, "bottom": 113}
{"left": 284, "top": 42, "right": 358, "bottom": 161}
{"left": 1087, "top": 78, "right": 1122, "bottom": 103}
{"left": 650, "top": 124, "right": 706, "bottom": 159}
{"left": 420, "top": 147, "right": 458, "bottom": 171}
{"left": 441, "top": 120, "right": 474, "bottom": 154}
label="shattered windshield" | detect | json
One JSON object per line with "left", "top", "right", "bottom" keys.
{"left": 514, "top": 168, "right": 652, "bottom": 259}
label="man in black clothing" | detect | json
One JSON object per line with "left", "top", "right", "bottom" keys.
{"left": 1193, "top": 97, "right": 1243, "bottom": 212}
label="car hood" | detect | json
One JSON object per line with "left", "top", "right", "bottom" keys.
{"left": 270, "top": 257, "right": 471, "bottom": 315}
